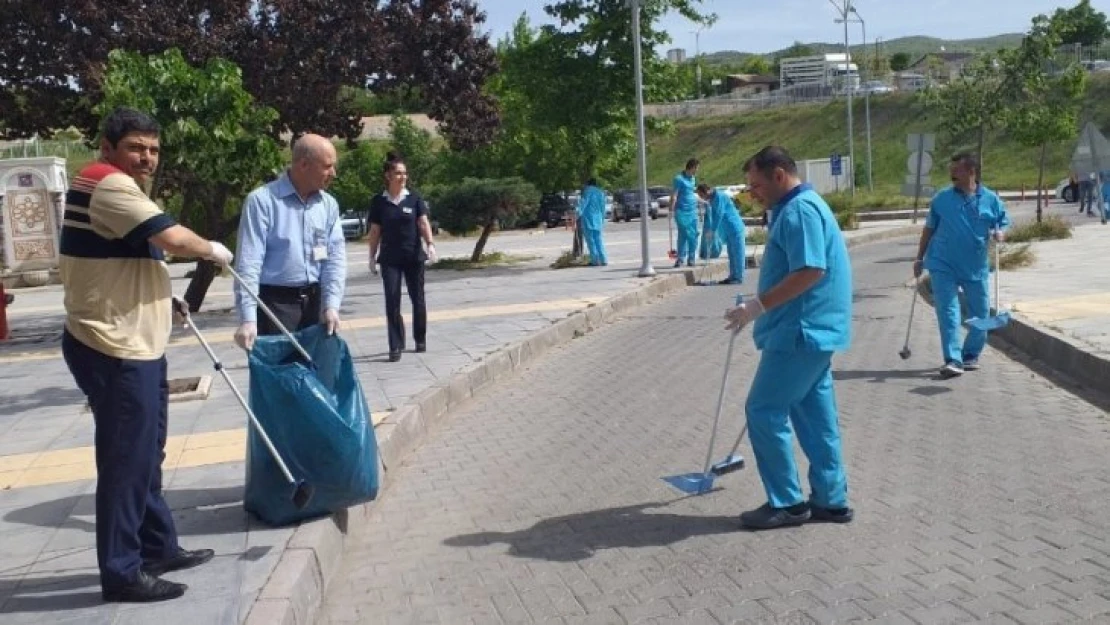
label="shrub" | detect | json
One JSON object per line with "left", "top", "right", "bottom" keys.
{"left": 1005, "top": 215, "right": 1072, "bottom": 243}
{"left": 427, "top": 177, "right": 539, "bottom": 261}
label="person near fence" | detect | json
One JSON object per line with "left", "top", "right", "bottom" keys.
{"left": 724, "top": 145, "right": 854, "bottom": 531}
{"left": 696, "top": 183, "right": 746, "bottom": 285}
{"left": 576, "top": 178, "right": 608, "bottom": 266}
{"left": 60, "top": 106, "right": 234, "bottom": 602}
{"left": 671, "top": 158, "right": 701, "bottom": 268}
{"left": 913, "top": 152, "right": 1010, "bottom": 379}
{"left": 368, "top": 152, "right": 438, "bottom": 362}
{"left": 233, "top": 134, "right": 347, "bottom": 350}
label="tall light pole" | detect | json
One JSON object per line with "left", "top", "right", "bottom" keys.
{"left": 829, "top": 0, "right": 856, "bottom": 196}
{"left": 838, "top": 7, "right": 873, "bottom": 191}
{"left": 631, "top": 0, "right": 655, "bottom": 277}
{"left": 691, "top": 26, "right": 705, "bottom": 99}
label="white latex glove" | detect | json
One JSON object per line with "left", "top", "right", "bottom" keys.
{"left": 426, "top": 243, "right": 438, "bottom": 263}
{"left": 369, "top": 257, "right": 379, "bottom": 276}
{"left": 235, "top": 322, "right": 257, "bottom": 351}
{"left": 205, "top": 241, "right": 234, "bottom": 266}
{"left": 323, "top": 308, "right": 340, "bottom": 335}
{"left": 993, "top": 230, "right": 1005, "bottom": 242}
{"left": 724, "top": 297, "right": 765, "bottom": 332}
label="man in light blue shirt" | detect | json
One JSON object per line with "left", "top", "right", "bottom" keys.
{"left": 725, "top": 145, "right": 853, "bottom": 531}
{"left": 234, "top": 134, "right": 347, "bottom": 349}
{"left": 913, "top": 152, "right": 1010, "bottom": 379}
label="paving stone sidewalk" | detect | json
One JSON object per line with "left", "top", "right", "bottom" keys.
{"left": 319, "top": 236, "right": 1110, "bottom": 625}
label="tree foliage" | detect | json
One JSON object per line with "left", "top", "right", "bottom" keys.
{"left": 920, "top": 53, "right": 1006, "bottom": 175}
{"left": 890, "top": 52, "right": 912, "bottom": 72}
{"left": 1049, "top": 0, "right": 1109, "bottom": 47}
{"left": 331, "top": 142, "right": 390, "bottom": 213}
{"left": 428, "top": 177, "right": 539, "bottom": 261}
{"left": 0, "top": 1, "right": 499, "bottom": 150}
{"left": 95, "top": 48, "right": 284, "bottom": 310}
{"left": 388, "top": 113, "right": 439, "bottom": 189}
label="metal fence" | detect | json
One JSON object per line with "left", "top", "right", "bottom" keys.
{"left": 0, "top": 139, "right": 95, "bottom": 162}
{"left": 646, "top": 86, "right": 840, "bottom": 120}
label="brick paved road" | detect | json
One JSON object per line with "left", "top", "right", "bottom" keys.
{"left": 319, "top": 236, "right": 1110, "bottom": 625}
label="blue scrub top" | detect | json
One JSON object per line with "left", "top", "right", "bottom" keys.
{"left": 673, "top": 173, "right": 698, "bottom": 213}
{"left": 576, "top": 185, "right": 606, "bottom": 230}
{"left": 753, "top": 184, "right": 852, "bottom": 353}
{"left": 923, "top": 184, "right": 1011, "bottom": 281}
{"left": 706, "top": 191, "right": 745, "bottom": 234}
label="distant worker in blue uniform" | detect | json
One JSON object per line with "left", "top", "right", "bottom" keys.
{"left": 914, "top": 152, "right": 1010, "bottom": 379}
{"left": 696, "top": 183, "right": 746, "bottom": 285}
{"left": 671, "top": 158, "right": 701, "bottom": 268}
{"left": 576, "top": 178, "right": 608, "bottom": 267}
{"left": 724, "top": 145, "right": 854, "bottom": 531}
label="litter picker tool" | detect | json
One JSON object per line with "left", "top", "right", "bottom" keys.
{"left": 172, "top": 296, "right": 315, "bottom": 510}
{"left": 662, "top": 294, "right": 748, "bottom": 495}
{"left": 692, "top": 203, "right": 713, "bottom": 286}
{"left": 899, "top": 277, "right": 920, "bottom": 360}
{"left": 667, "top": 206, "right": 677, "bottom": 259}
{"left": 965, "top": 234, "right": 1011, "bottom": 331}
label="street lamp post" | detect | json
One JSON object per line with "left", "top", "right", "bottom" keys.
{"left": 691, "top": 27, "right": 705, "bottom": 99}
{"left": 847, "top": 7, "right": 872, "bottom": 191}
{"left": 830, "top": 0, "right": 856, "bottom": 196}
{"left": 631, "top": 0, "right": 655, "bottom": 277}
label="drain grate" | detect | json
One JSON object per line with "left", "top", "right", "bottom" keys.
{"left": 81, "top": 375, "right": 212, "bottom": 413}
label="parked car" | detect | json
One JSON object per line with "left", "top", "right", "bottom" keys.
{"left": 647, "top": 186, "right": 671, "bottom": 214}
{"left": 613, "top": 189, "right": 659, "bottom": 222}
{"left": 860, "top": 80, "right": 894, "bottom": 95}
{"left": 539, "top": 192, "right": 574, "bottom": 228}
{"left": 341, "top": 210, "right": 367, "bottom": 240}
{"left": 1057, "top": 172, "right": 1110, "bottom": 204}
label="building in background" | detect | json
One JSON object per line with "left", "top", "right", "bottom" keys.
{"left": 667, "top": 48, "right": 687, "bottom": 64}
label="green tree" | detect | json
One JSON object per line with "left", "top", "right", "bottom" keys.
{"left": 95, "top": 48, "right": 284, "bottom": 311}
{"left": 1050, "top": 0, "right": 1109, "bottom": 47}
{"left": 890, "top": 52, "right": 912, "bottom": 72}
{"left": 331, "top": 142, "right": 390, "bottom": 213}
{"left": 388, "top": 113, "right": 439, "bottom": 189}
{"left": 921, "top": 53, "right": 1005, "bottom": 176}
{"left": 428, "top": 177, "right": 539, "bottom": 261}
{"left": 739, "top": 56, "right": 773, "bottom": 76}
{"left": 1003, "top": 15, "right": 1090, "bottom": 221}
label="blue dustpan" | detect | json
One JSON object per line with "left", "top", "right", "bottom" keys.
{"left": 662, "top": 472, "right": 716, "bottom": 494}
{"left": 966, "top": 237, "right": 1011, "bottom": 331}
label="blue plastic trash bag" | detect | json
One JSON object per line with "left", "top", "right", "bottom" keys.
{"left": 243, "top": 324, "right": 379, "bottom": 526}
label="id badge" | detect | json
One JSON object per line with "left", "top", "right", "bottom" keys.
{"left": 312, "top": 228, "right": 328, "bottom": 261}
{"left": 402, "top": 206, "right": 413, "bottom": 214}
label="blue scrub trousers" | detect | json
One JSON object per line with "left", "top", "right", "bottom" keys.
{"left": 929, "top": 271, "right": 989, "bottom": 365}
{"left": 745, "top": 349, "right": 848, "bottom": 509}
{"left": 675, "top": 211, "right": 699, "bottom": 264}
{"left": 722, "top": 223, "right": 745, "bottom": 282}
{"left": 584, "top": 227, "right": 607, "bottom": 265}
{"left": 62, "top": 330, "right": 180, "bottom": 590}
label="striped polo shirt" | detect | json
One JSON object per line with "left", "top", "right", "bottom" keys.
{"left": 59, "top": 163, "right": 177, "bottom": 360}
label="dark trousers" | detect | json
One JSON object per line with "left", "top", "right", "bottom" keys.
{"left": 257, "top": 283, "right": 322, "bottom": 336}
{"left": 62, "top": 330, "right": 179, "bottom": 590}
{"left": 381, "top": 262, "right": 426, "bottom": 353}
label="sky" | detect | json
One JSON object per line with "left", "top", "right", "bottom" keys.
{"left": 471, "top": 0, "right": 1107, "bottom": 55}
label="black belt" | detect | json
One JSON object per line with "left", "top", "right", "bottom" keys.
{"left": 259, "top": 283, "right": 320, "bottom": 298}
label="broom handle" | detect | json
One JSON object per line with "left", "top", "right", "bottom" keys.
{"left": 993, "top": 231, "right": 1000, "bottom": 313}
{"left": 703, "top": 328, "right": 738, "bottom": 474}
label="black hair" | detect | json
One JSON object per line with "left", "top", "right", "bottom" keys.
{"left": 950, "top": 151, "right": 980, "bottom": 174}
{"left": 383, "top": 150, "right": 405, "bottom": 174}
{"left": 744, "top": 146, "right": 798, "bottom": 177}
{"left": 685, "top": 158, "right": 700, "bottom": 171}
{"left": 586, "top": 177, "right": 597, "bottom": 187}
{"left": 696, "top": 183, "right": 713, "bottom": 195}
{"left": 101, "top": 107, "right": 160, "bottom": 148}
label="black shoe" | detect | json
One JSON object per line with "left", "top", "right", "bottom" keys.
{"left": 809, "top": 504, "right": 854, "bottom": 524}
{"left": 718, "top": 277, "right": 739, "bottom": 285}
{"left": 102, "top": 571, "right": 187, "bottom": 603}
{"left": 388, "top": 351, "right": 401, "bottom": 362}
{"left": 939, "top": 362, "right": 964, "bottom": 379}
{"left": 739, "top": 503, "right": 810, "bottom": 530}
{"left": 142, "top": 548, "right": 214, "bottom": 577}
{"left": 415, "top": 343, "right": 426, "bottom": 353}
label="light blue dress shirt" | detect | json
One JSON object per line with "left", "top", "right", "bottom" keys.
{"left": 234, "top": 172, "right": 347, "bottom": 323}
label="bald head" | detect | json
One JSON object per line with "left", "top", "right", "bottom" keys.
{"left": 289, "top": 133, "right": 337, "bottom": 196}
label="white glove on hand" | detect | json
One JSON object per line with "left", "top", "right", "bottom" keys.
{"left": 426, "top": 243, "right": 438, "bottom": 263}
{"left": 205, "top": 241, "right": 234, "bottom": 266}
{"left": 369, "top": 257, "right": 379, "bottom": 276}
{"left": 724, "top": 297, "right": 765, "bottom": 332}
{"left": 323, "top": 308, "right": 340, "bottom": 335}
{"left": 992, "top": 230, "right": 1005, "bottom": 242}
{"left": 235, "top": 322, "right": 257, "bottom": 351}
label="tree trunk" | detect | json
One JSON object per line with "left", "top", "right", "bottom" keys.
{"left": 572, "top": 218, "right": 584, "bottom": 258}
{"left": 184, "top": 260, "right": 220, "bottom": 312}
{"left": 471, "top": 221, "right": 495, "bottom": 262}
{"left": 1036, "top": 141, "right": 1047, "bottom": 223}
{"left": 181, "top": 184, "right": 232, "bottom": 311}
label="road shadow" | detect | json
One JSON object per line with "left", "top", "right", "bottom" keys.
{"left": 0, "top": 385, "right": 87, "bottom": 415}
{"left": 3, "top": 487, "right": 245, "bottom": 535}
{"left": 833, "top": 368, "right": 936, "bottom": 382}
{"left": 874, "top": 256, "right": 918, "bottom": 264}
{"left": 0, "top": 572, "right": 103, "bottom": 614}
{"left": 909, "top": 386, "right": 952, "bottom": 397}
{"left": 442, "top": 501, "right": 737, "bottom": 562}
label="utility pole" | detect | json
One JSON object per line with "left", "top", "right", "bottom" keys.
{"left": 691, "top": 27, "right": 705, "bottom": 99}
{"left": 830, "top": 0, "right": 856, "bottom": 196}
{"left": 631, "top": 0, "right": 655, "bottom": 277}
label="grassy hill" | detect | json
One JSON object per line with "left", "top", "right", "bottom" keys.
{"left": 639, "top": 73, "right": 1110, "bottom": 193}
{"left": 702, "top": 33, "right": 1025, "bottom": 65}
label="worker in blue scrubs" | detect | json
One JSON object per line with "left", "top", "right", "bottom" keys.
{"left": 724, "top": 146, "right": 853, "bottom": 531}
{"left": 672, "top": 158, "right": 701, "bottom": 268}
{"left": 696, "top": 183, "right": 746, "bottom": 284}
{"left": 914, "top": 152, "right": 1010, "bottom": 379}
{"left": 576, "top": 178, "right": 608, "bottom": 266}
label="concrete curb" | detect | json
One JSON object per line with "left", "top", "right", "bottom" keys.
{"left": 243, "top": 223, "right": 923, "bottom": 625}
{"left": 914, "top": 277, "right": 1110, "bottom": 396}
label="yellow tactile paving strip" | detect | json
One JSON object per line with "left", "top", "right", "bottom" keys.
{"left": 0, "top": 297, "right": 608, "bottom": 364}
{"left": 1012, "top": 292, "right": 1110, "bottom": 323}
{"left": 0, "top": 410, "right": 392, "bottom": 491}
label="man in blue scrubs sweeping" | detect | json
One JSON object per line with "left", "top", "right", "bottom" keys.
{"left": 724, "top": 146, "right": 853, "bottom": 530}
{"left": 696, "top": 183, "right": 746, "bottom": 285}
{"left": 576, "top": 178, "right": 609, "bottom": 266}
{"left": 913, "top": 152, "right": 1010, "bottom": 379}
{"left": 672, "top": 158, "right": 701, "bottom": 268}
